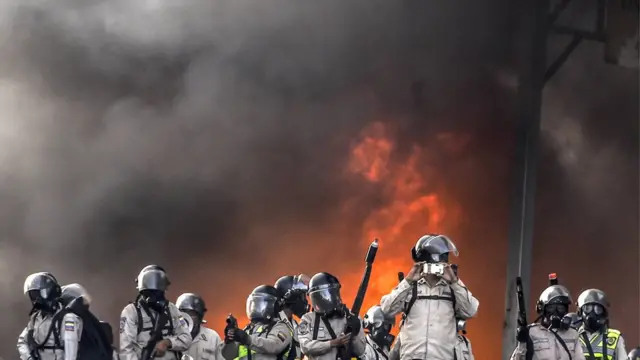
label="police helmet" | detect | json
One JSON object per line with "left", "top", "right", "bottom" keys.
{"left": 577, "top": 289, "right": 609, "bottom": 316}
{"left": 246, "top": 285, "right": 282, "bottom": 321}
{"left": 136, "top": 268, "right": 170, "bottom": 292}
{"left": 411, "top": 234, "right": 459, "bottom": 263}
{"left": 275, "top": 274, "right": 310, "bottom": 317}
{"left": 308, "top": 272, "right": 343, "bottom": 314}
{"left": 177, "top": 293, "right": 207, "bottom": 321}
{"left": 536, "top": 285, "right": 571, "bottom": 314}
{"left": 629, "top": 347, "right": 640, "bottom": 360}
{"left": 24, "top": 272, "right": 61, "bottom": 304}
{"left": 363, "top": 305, "right": 395, "bottom": 332}
{"left": 60, "top": 283, "right": 92, "bottom": 307}
{"left": 135, "top": 265, "right": 170, "bottom": 285}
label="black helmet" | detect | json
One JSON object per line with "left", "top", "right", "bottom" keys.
{"left": 135, "top": 265, "right": 170, "bottom": 285}
{"left": 308, "top": 272, "right": 343, "bottom": 315}
{"left": 411, "top": 234, "right": 459, "bottom": 263}
{"left": 177, "top": 293, "right": 207, "bottom": 320}
{"left": 136, "top": 268, "right": 170, "bottom": 292}
{"left": 537, "top": 285, "right": 571, "bottom": 329}
{"left": 60, "top": 283, "right": 92, "bottom": 308}
{"left": 24, "top": 272, "right": 61, "bottom": 310}
{"left": 275, "top": 274, "right": 310, "bottom": 318}
{"left": 629, "top": 347, "right": 640, "bottom": 360}
{"left": 246, "top": 285, "right": 282, "bottom": 322}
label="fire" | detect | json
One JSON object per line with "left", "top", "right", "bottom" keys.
{"left": 202, "top": 120, "right": 489, "bottom": 357}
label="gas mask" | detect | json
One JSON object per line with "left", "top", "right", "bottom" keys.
{"left": 582, "top": 304, "right": 606, "bottom": 332}
{"left": 185, "top": 312, "right": 201, "bottom": 339}
{"left": 543, "top": 303, "right": 569, "bottom": 329}
{"left": 28, "top": 290, "right": 57, "bottom": 314}
{"left": 141, "top": 290, "right": 168, "bottom": 312}
{"left": 371, "top": 326, "right": 395, "bottom": 349}
{"left": 289, "top": 293, "right": 310, "bottom": 318}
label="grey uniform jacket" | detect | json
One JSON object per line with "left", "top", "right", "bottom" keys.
{"left": 297, "top": 312, "right": 366, "bottom": 360}
{"left": 17, "top": 310, "right": 83, "bottom": 360}
{"left": 380, "top": 278, "right": 479, "bottom": 360}
{"left": 184, "top": 326, "right": 224, "bottom": 360}
{"left": 363, "top": 335, "right": 389, "bottom": 360}
{"left": 278, "top": 312, "right": 301, "bottom": 360}
{"left": 221, "top": 320, "right": 293, "bottom": 360}
{"left": 579, "top": 329, "right": 628, "bottom": 360}
{"left": 454, "top": 335, "right": 474, "bottom": 360}
{"left": 119, "top": 302, "right": 192, "bottom": 360}
{"left": 510, "top": 324, "right": 586, "bottom": 360}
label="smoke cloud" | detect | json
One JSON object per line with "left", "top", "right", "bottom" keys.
{"left": 0, "top": 0, "right": 518, "bottom": 356}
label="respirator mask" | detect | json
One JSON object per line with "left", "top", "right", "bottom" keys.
{"left": 582, "top": 304, "right": 606, "bottom": 331}
{"left": 543, "top": 303, "right": 569, "bottom": 329}
{"left": 371, "top": 324, "right": 395, "bottom": 349}
{"left": 141, "top": 290, "right": 168, "bottom": 312}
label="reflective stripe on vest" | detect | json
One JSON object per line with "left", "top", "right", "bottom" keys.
{"left": 580, "top": 329, "right": 621, "bottom": 360}
{"left": 234, "top": 325, "right": 294, "bottom": 360}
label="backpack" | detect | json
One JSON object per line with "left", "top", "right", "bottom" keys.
{"left": 30, "top": 298, "right": 112, "bottom": 360}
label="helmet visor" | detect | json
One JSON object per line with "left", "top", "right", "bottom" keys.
{"left": 61, "top": 284, "right": 92, "bottom": 306}
{"left": 137, "top": 270, "right": 169, "bottom": 291}
{"left": 415, "top": 235, "right": 459, "bottom": 262}
{"left": 309, "top": 285, "right": 342, "bottom": 313}
{"left": 246, "top": 294, "right": 277, "bottom": 320}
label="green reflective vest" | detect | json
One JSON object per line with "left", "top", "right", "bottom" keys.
{"left": 579, "top": 328, "right": 622, "bottom": 360}
{"left": 235, "top": 324, "right": 293, "bottom": 360}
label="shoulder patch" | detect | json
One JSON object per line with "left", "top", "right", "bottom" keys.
{"left": 277, "top": 331, "right": 287, "bottom": 342}
{"left": 120, "top": 317, "right": 127, "bottom": 333}
{"left": 64, "top": 321, "right": 75, "bottom": 331}
{"left": 179, "top": 316, "right": 188, "bottom": 327}
{"left": 607, "top": 337, "right": 616, "bottom": 346}
{"left": 297, "top": 321, "right": 309, "bottom": 335}
{"left": 201, "top": 333, "right": 207, "bottom": 341}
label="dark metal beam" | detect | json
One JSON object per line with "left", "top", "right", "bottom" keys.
{"left": 550, "top": 25, "right": 606, "bottom": 42}
{"left": 549, "top": 0, "right": 572, "bottom": 25}
{"left": 545, "top": 35, "right": 584, "bottom": 83}
{"left": 501, "top": 0, "right": 549, "bottom": 356}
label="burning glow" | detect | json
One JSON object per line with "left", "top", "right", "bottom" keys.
{"left": 202, "top": 121, "right": 490, "bottom": 356}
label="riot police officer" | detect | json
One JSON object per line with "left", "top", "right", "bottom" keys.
{"left": 454, "top": 319, "right": 474, "bottom": 360}
{"left": 177, "top": 293, "right": 223, "bottom": 360}
{"left": 119, "top": 265, "right": 191, "bottom": 360}
{"left": 222, "top": 285, "right": 293, "bottom": 360}
{"left": 17, "top": 272, "right": 82, "bottom": 360}
{"left": 510, "top": 284, "right": 585, "bottom": 360}
{"left": 380, "top": 234, "right": 479, "bottom": 360}
{"left": 297, "top": 272, "right": 366, "bottom": 360}
{"left": 576, "top": 289, "right": 628, "bottom": 360}
{"left": 362, "top": 305, "right": 394, "bottom": 360}
{"left": 275, "top": 274, "right": 311, "bottom": 360}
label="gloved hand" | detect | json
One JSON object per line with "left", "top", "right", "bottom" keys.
{"left": 233, "top": 329, "right": 251, "bottom": 345}
{"left": 516, "top": 325, "right": 529, "bottom": 343}
{"left": 346, "top": 314, "right": 361, "bottom": 335}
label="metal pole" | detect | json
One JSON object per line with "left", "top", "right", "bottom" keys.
{"left": 501, "top": 0, "right": 549, "bottom": 357}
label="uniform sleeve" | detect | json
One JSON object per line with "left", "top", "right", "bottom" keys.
{"left": 220, "top": 342, "right": 239, "bottom": 360}
{"left": 350, "top": 321, "right": 366, "bottom": 357}
{"left": 617, "top": 336, "right": 629, "bottom": 360}
{"left": 166, "top": 305, "right": 192, "bottom": 352}
{"left": 298, "top": 314, "right": 331, "bottom": 356}
{"left": 362, "top": 342, "right": 376, "bottom": 360}
{"left": 210, "top": 330, "right": 226, "bottom": 360}
{"left": 63, "top": 313, "right": 83, "bottom": 360}
{"left": 573, "top": 337, "right": 586, "bottom": 360}
{"left": 119, "top": 305, "right": 140, "bottom": 358}
{"left": 250, "top": 321, "right": 292, "bottom": 355}
{"left": 380, "top": 280, "right": 413, "bottom": 317}
{"left": 509, "top": 341, "right": 527, "bottom": 360}
{"left": 467, "top": 338, "right": 475, "bottom": 360}
{"left": 17, "top": 327, "right": 31, "bottom": 360}
{"left": 451, "top": 279, "right": 479, "bottom": 318}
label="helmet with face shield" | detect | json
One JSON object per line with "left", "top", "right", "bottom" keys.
{"left": 577, "top": 289, "right": 609, "bottom": 332}
{"left": 363, "top": 305, "right": 395, "bottom": 349}
{"left": 136, "top": 267, "right": 170, "bottom": 311}
{"left": 537, "top": 285, "right": 572, "bottom": 329}
{"left": 60, "top": 283, "right": 92, "bottom": 308}
{"left": 308, "top": 272, "right": 343, "bottom": 315}
{"left": 246, "top": 285, "right": 282, "bottom": 322}
{"left": 275, "top": 274, "right": 310, "bottom": 318}
{"left": 412, "top": 234, "right": 459, "bottom": 263}
{"left": 24, "top": 272, "right": 62, "bottom": 312}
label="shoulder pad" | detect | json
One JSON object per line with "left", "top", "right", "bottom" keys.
{"left": 608, "top": 329, "right": 621, "bottom": 335}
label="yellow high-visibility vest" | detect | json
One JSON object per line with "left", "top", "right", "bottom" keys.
{"left": 235, "top": 324, "right": 293, "bottom": 360}
{"left": 579, "top": 329, "right": 622, "bottom": 360}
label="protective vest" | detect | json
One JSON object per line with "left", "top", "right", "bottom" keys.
{"left": 579, "top": 329, "right": 622, "bottom": 360}
{"left": 235, "top": 322, "right": 293, "bottom": 360}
